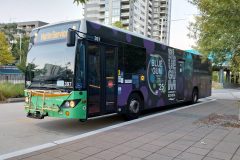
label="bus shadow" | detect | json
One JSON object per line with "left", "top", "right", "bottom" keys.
{"left": 35, "top": 114, "right": 124, "bottom": 135}
{"left": 35, "top": 101, "right": 199, "bottom": 135}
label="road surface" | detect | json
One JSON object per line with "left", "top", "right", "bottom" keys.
{"left": 0, "top": 89, "right": 238, "bottom": 155}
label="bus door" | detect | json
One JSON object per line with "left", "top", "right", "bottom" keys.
{"left": 103, "top": 45, "right": 117, "bottom": 113}
{"left": 87, "top": 41, "right": 117, "bottom": 116}
{"left": 177, "top": 59, "right": 185, "bottom": 100}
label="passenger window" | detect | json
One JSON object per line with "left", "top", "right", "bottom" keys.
{"left": 123, "top": 44, "right": 146, "bottom": 74}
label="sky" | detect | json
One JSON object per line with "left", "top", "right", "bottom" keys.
{"left": 0, "top": 0, "right": 198, "bottom": 50}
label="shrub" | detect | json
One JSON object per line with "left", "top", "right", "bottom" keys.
{"left": 0, "top": 83, "right": 24, "bottom": 101}
{"left": 212, "top": 71, "right": 219, "bottom": 82}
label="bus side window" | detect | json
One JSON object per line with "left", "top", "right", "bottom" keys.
{"left": 123, "top": 44, "right": 146, "bottom": 75}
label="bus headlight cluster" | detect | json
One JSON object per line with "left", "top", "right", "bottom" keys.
{"left": 25, "top": 97, "right": 29, "bottom": 103}
{"left": 61, "top": 100, "right": 80, "bottom": 108}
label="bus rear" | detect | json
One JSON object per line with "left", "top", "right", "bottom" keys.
{"left": 25, "top": 21, "right": 87, "bottom": 120}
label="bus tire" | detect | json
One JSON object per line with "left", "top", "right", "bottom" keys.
{"left": 125, "top": 93, "right": 142, "bottom": 120}
{"left": 191, "top": 88, "right": 198, "bottom": 104}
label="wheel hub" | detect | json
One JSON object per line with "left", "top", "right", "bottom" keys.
{"left": 129, "top": 100, "right": 140, "bottom": 113}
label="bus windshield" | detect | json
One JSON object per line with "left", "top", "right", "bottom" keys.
{"left": 26, "top": 22, "right": 80, "bottom": 90}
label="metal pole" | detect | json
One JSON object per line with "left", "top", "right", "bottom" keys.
{"left": 19, "top": 34, "right": 22, "bottom": 63}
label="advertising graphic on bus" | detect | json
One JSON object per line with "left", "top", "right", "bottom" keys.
{"left": 24, "top": 19, "right": 211, "bottom": 120}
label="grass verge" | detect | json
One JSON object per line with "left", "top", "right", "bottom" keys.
{"left": 0, "top": 83, "right": 24, "bottom": 101}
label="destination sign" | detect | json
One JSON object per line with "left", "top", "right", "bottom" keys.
{"left": 33, "top": 22, "right": 80, "bottom": 43}
{"left": 41, "top": 31, "right": 67, "bottom": 41}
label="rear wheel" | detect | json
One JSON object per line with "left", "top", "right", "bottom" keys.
{"left": 125, "top": 93, "right": 143, "bottom": 120}
{"left": 192, "top": 89, "right": 198, "bottom": 104}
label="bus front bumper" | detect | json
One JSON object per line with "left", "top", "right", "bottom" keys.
{"left": 24, "top": 90, "right": 87, "bottom": 120}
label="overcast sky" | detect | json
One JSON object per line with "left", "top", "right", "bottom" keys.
{"left": 0, "top": 0, "right": 198, "bottom": 50}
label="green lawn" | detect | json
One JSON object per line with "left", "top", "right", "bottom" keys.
{"left": 0, "top": 83, "right": 24, "bottom": 101}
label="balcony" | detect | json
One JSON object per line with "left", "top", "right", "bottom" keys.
{"left": 121, "top": 13, "right": 129, "bottom": 18}
{"left": 99, "top": 14, "right": 105, "bottom": 20}
{"left": 149, "top": 0, "right": 152, "bottom": 6}
{"left": 121, "top": 4, "right": 130, "bottom": 10}
{"left": 148, "top": 25, "right": 151, "bottom": 30}
{"left": 122, "top": 19, "right": 129, "bottom": 25}
{"left": 148, "top": 19, "right": 152, "bottom": 24}
{"left": 99, "top": 7, "right": 105, "bottom": 12}
{"left": 121, "top": 0, "right": 129, "bottom": 4}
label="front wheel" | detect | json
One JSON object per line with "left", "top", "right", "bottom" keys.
{"left": 125, "top": 93, "right": 142, "bottom": 120}
{"left": 191, "top": 89, "right": 198, "bottom": 104}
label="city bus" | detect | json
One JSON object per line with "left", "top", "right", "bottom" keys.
{"left": 24, "top": 19, "right": 212, "bottom": 120}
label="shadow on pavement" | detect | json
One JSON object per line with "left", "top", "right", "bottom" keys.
{"left": 35, "top": 100, "right": 204, "bottom": 135}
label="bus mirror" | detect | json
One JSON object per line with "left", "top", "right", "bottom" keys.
{"left": 67, "top": 30, "right": 76, "bottom": 47}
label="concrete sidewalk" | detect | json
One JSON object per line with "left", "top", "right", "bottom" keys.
{"left": 6, "top": 99, "right": 240, "bottom": 160}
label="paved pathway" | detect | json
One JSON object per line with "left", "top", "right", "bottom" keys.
{"left": 4, "top": 97, "right": 240, "bottom": 160}
{"left": 211, "top": 89, "right": 240, "bottom": 100}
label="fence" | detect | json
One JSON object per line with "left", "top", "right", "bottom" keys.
{"left": 0, "top": 66, "right": 25, "bottom": 84}
{"left": 0, "top": 74, "right": 25, "bottom": 84}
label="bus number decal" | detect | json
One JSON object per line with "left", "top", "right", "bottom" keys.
{"left": 64, "top": 82, "right": 72, "bottom": 87}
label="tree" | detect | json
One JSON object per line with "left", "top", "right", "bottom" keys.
{"left": 0, "top": 23, "right": 18, "bottom": 42}
{"left": 112, "top": 21, "right": 125, "bottom": 29}
{"left": 73, "top": 0, "right": 88, "bottom": 4}
{"left": 188, "top": 0, "right": 240, "bottom": 68}
{"left": 11, "top": 36, "right": 30, "bottom": 72}
{"left": 0, "top": 32, "right": 15, "bottom": 65}
{"left": 0, "top": 23, "right": 28, "bottom": 72}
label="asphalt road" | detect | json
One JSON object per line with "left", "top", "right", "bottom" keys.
{"left": 0, "top": 102, "right": 124, "bottom": 155}
{"left": 0, "top": 89, "right": 238, "bottom": 155}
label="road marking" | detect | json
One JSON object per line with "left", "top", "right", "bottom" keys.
{"left": 0, "top": 98, "right": 216, "bottom": 160}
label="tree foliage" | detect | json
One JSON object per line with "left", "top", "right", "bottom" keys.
{"left": 0, "top": 32, "right": 15, "bottom": 65}
{"left": 0, "top": 23, "right": 29, "bottom": 72}
{"left": 112, "top": 21, "right": 126, "bottom": 29}
{"left": 0, "top": 23, "right": 19, "bottom": 42}
{"left": 12, "top": 36, "right": 30, "bottom": 72}
{"left": 188, "top": 0, "right": 240, "bottom": 68}
{"left": 73, "top": 0, "right": 88, "bottom": 5}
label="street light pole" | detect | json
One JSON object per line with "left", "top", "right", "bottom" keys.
{"left": 17, "top": 32, "right": 22, "bottom": 63}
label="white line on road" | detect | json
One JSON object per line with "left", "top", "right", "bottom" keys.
{"left": 0, "top": 98, "right": 216, "bottom": 160}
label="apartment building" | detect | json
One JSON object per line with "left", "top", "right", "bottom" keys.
{"left": 17, "top": 21, "right": 48, "bottom": 35}
{"left": 152, "top": 0, "right": 171, "bottom": 44}
{"left": 84, "top": 0, "right": 171, "bottom": 44}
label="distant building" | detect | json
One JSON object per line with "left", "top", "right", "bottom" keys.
{"left": 17, "top": 21, "right": 48, "bottom": 35}
{"left": 0, "top": 66, "right": 24, "bottom": 84}
{"left": 84, "top": 0, "right": 171, "bottom": 44}
{"left": 152, "top": 0, "right": 172, "bottom": 44}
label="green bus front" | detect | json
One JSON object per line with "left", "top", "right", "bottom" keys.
{"left": 25, "top": 21, "right": 88, "bottom": 120}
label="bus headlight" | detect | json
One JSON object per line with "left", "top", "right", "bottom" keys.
{"left": 25, "top": 97, "right": 29, "bottom": 103}
{"left": 64, "top": 101, "right": 70, "bottom": 107}
{"left": 61, "top": 100, "right": 80, "bottom": 108}
{"left": 69, "top": 101, "right": 75, "bottom": 108}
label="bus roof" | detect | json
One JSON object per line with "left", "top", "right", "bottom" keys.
{"left": 31, "top": 19, "right": 81, "bottom": 31}
{"left": 31, "top": 19, "right": 202, "bottom": 57}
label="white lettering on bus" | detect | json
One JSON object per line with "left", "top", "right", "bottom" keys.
{"left": 168, "top": 48, "right": 176, "bottom": 100}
